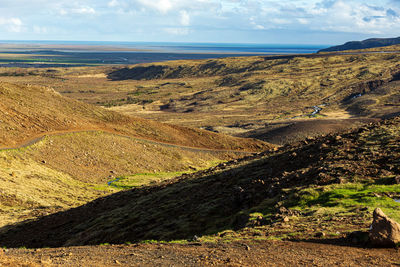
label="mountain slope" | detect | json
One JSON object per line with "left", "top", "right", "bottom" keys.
{"left": 0, "top": 80, "right": 272, "bottom": 229}
{"left": 2, "top": 116, "right": 399, "bottom": 248}
{"left": 319, "top": 37, "right": 400, "bottom": 52}
{"left": 0, "top": 81, "right": 268, "bottom": 151}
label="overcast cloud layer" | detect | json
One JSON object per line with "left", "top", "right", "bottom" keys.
{"left": 0, "top": 0, "right": 399, "bottom": 44}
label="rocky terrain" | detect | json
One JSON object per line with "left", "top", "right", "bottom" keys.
{"left": 1, "top": 116, "right": 400, "bottom": 248}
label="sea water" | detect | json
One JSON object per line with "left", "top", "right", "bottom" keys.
{"left": 0, "top": 40, "right": 328, "bottom": 54}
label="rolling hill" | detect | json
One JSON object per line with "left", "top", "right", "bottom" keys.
{"left": 0, "top": 81, "right": 270, "bottom": 229}
{"left": 319, "top": 37, "right": 400, "bottom": 52}
{"left": 0, "top": 81, "right": 268, "bottom": 151}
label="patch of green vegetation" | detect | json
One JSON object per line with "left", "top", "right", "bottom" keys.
{"left": 108, "top": 171, "right": 190, "bottom": 189}
{"left": 287, "top": 182, "right": 400, "bottom": 221}
{"left": 108, "top": 160, "right": 225, "bottom": 189}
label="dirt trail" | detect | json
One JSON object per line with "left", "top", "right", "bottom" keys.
{"left": 3, "top": 240, "right": 399, "bottom": 266}
{"left": 0, "top": 128, "right": 258, "bottom": 155}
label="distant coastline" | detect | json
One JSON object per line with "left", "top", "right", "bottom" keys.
{"left": 0, "top": 41, "right": 330, "bottom": 67}
{"left": 0, "top": 40, "right": 329, "bottom": 54}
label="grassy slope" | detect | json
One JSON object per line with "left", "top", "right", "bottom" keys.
{"left": 0, "top": 81, "right": 268, "bottom": 151}
{"left": 0, "top": 146, "right": 112, "bottom": 228}
{"left": 1, "top": 116, "right": 399, "bottom": 248}
{"left": 0, "top": 80, "right": 270, "bottom": 227}
{"left": 25, "top": 131, "right": 240, "bottom": 183}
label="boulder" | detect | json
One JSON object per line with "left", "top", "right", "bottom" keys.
{"left": 369, "top": 208, "right": 400, "bottom": 247}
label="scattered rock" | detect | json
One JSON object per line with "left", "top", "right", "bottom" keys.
{"left": 320, "top": 143, "right": 329, "bottom": 149}
{"left": 278, "top": 207, "right": 288, "bottom": 214}
{"left": 335, "top": 177, "right": 346, "bottom": 184}
{"left": 315, "top": 232, "right": 325, "bottom": 238}
{"left": 192, "top": 235, "right": 200, "bottom": 242}
{"left": 369, "top": 208, "right": 400, "bottom": 247}
{"left": 348, "top": 231, "right": 369, "bottom": 244}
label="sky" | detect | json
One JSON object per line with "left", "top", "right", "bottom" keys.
{"left": 0, "top": 0, "right": 399, "bottom": 45}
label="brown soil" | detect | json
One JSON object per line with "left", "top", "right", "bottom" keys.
{"left": 2, "top": 241, "right": 399, "bottom": 266}
{"left": 0, "top": 82, "right": 269, "bottom": 152}
{"left": 240, "top": 118, "right": 379, "bottom": 145}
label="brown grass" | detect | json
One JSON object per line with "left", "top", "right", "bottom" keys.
{"left": 0, "top": 81, "right": 269, "bottom": 151}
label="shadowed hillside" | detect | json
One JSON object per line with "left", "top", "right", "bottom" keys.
{"left": 2, "top": 116, "right": 399, "bottom": 248}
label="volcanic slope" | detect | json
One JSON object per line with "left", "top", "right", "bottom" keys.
{"left": 0, "top": 81, "right": 271, "bottom": 228}
{"left": 2, "top": 115, "right": 399, "bottom": 248}
{"left": 0, "top": 81, "right": 267, "bottom": 151}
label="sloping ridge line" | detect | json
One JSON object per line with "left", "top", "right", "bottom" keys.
{"left": 0, "top": 128, "right": 256, "bottom": 154}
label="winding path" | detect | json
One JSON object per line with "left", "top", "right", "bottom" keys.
{"left": 0, "top": 128, "right": 258, "bottom": 155}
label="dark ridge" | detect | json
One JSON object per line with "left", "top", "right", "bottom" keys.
{"left": 107, "top": 65, "right": 167, "bottom": 80}
{"left": 341, "top": 79, "right": 385, "bottom": 103}
{"left": 106, "top": 52, "right": 384, "bottom": 82}
{"left": 319, "top": 37, "right": 400, "bottom": 52}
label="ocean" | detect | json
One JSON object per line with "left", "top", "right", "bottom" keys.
{"left": 0, "top": 40, "right": 328, "bottom": 54}
{"left": 0, "top": 40, "right": 330, "bottom": 66}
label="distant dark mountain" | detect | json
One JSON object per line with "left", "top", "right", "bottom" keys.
{"left": 318, "top": 37, "right": 400, "bottom": 52}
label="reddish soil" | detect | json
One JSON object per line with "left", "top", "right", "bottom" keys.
{"left": 0, "top": 81, "right": 269, "bottom": 152}
{"left": 2, "top": 241, "right": 399, "bottom": 266}
{"left": 0, "top": 128, "right": 258, "bottom": 154}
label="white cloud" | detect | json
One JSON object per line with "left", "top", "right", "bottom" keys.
{"left": 57, "top": 4, "right": 96, "bottom": 15}
{"left": 108, "top": 0, "right": 119, "bottom": 7}
{"left": 306, "top": 0, "right": 400, "bottom": 34}
{"left": 297, "top": 18, "right": 309, "bottom": 24}
{"left": 137, "top": 0, "right": 173, "bottom": 13}
{"left": 180, "top": 10, "right": 190, "bottom": 26}
{"left": 0, "top": 0, "right": 399, "bottom": 43}
{"left": 74, "top": 6, "right": 96, "bottom": 14}
{"left": 0, "top": 17, "right": 23, "bottom": 33}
